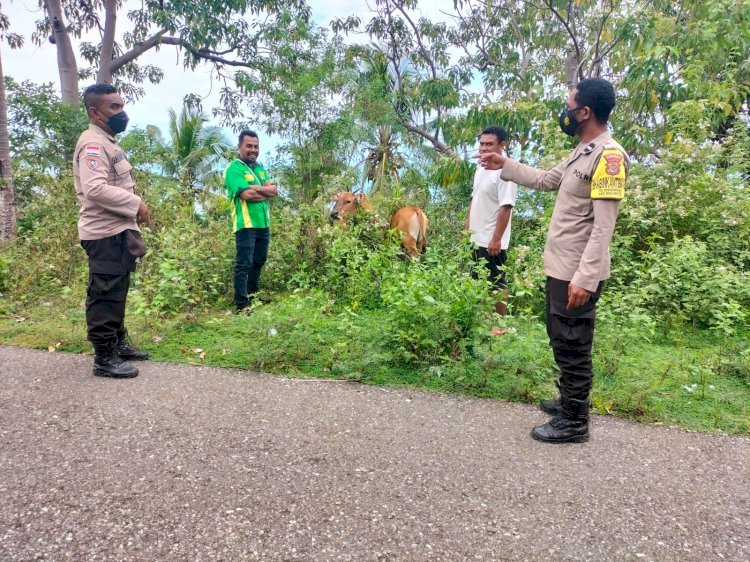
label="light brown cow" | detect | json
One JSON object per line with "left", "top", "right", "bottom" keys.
{"left": 389, "top": 205, "right": 428, "bottom": 257}
{"left": 328, "top": 192, "right": 372, "bottom": 222}
{"left": 328, "top": 192, "right": 428, "bottom": 257}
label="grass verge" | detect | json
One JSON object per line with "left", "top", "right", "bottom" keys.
{"left": 1, "top": 291, "right": 748, "bottom": 436}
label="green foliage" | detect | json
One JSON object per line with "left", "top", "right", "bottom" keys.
{"left": 6, "top": 79, "right": 87, "bottom": 206}
{"left": 616, "top": 137, "right": 750, "bottom": 269}
{"left": 381, "top": 244, "right": 492, "bottom": 363}
{"left": 162, "top": 105, "right": 231, "bottom": 205}
{"left": 619, "top": 0, "right": 750, "bottom": 150}
{"left": 617, "top": 237, "right": 749, "bottom": 335}
{"left": 133, "top": 216, "right": 234, "bottom": 316}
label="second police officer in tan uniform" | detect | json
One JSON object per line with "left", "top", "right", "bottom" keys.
{"left": 73, "top": 84, "right": 151, "bottom": 378}
{"left": 478, "top": 77, "right": 628, "bottom": 443}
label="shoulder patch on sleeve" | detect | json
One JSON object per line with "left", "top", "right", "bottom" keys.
{"left": 84, "top": 145, "right": 102, "bottom": 157}
{"left": 591, "top": 148, "right": 626, "bottom": 200}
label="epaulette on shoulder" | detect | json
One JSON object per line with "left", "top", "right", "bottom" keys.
{"left": 582, "top": 142, "right": 597, "bottom": 154}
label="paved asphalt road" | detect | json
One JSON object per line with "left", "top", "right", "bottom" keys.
{"left": 0, "top": 345, "right": 748, "bottom": 561}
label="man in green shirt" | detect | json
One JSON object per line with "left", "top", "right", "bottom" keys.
{"left": 224, "top": 130, "right": 278, "bottom": 312}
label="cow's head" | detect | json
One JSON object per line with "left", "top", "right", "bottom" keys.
{"left": 328, "top": 192, "right": 372, "bottom": 222}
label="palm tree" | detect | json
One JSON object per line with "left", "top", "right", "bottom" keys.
{"left": 363, "top": 125, "right": 404, "bottom": 195}
{"left": 163, "top": 105, "right": 230, "bottom": 206}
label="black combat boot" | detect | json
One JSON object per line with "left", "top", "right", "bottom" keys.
{"left": 116, "top": 330, "right": 150, "bottom": 361}
{"left": 531, "top": 398, "right": 589, "bottom": 443}
{"left": 93, "top": 342, "right": 139, "bottom": 378}
{"left": 539, "top": 380, "right": 562, "bottom": 415}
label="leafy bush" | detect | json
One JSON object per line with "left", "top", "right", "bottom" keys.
{"left": 380, "top": 243, "right": 493, "bottom": 363}
{"left": 620, "top": 237, "right": 749, "bottom": 334}
{"left": 134, "top": 216, "right": 234, "bottom": 316}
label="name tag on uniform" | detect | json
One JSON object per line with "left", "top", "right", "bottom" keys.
{"left": 591, "top": 149, "right": 626, "bottom": 200}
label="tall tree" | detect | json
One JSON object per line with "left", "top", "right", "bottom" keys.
{"left": 0, "top": 47, "right": 16, "bottom": 239}
{"left": 31, "top": 0, "right": 315, "bottom": 119}
{"left": 0, "top": 12, "right": 23, "bottom": 239}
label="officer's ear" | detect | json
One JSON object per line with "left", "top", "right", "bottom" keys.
{"left": 86, "top": 104, "right": 103, "bottom": 122}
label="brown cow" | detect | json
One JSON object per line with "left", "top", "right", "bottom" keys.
{"left": 328, "top": 192, "right": 428, "bottom": 257}
{"left": 389, "top": 205, "right": 428, "bottom": 257}
{"left": 328, "top": 192, "right": 372, "bottom": 222}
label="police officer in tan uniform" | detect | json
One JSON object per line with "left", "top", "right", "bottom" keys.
{"left": 478, "top": 77, "right": 628, "bottom": 443}
{"left": 73, "top": 84, "right": 151, "bottom": 378}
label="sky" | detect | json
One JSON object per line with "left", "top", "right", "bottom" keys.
{"left": 3, "top": 0, "right": 457, "bottom": 161}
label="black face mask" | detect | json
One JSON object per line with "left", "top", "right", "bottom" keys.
{"left": 559, "top": 106, "right": 585, "bottom": 136}
{"left": 106, "top": 111, "right": 129, "bottom": 134}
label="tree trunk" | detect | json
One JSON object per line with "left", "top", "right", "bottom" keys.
{"left": 43, "top": 0, "right": 79, "bottom": 105}
{"left": 0, "top": 47, "right": 17, "bottom": 239}
{"left": 565, "top": 52, "right": 581, "bottom": 89}
{"left": 96, "top": 0, "right": 118, "bottom": 84}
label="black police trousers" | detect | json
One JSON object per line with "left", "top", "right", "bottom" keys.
{"left": 545, "top": 277, "right": 604, "bottom": 401}
{"left": 81, "top": 231, "right": 137, "bottom": 350}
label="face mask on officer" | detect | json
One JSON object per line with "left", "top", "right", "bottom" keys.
{"left": 105, "top": 111, "right": 129, "bottom": 135}
{"left": 558, "top": 106, "right": 586, "bottom": 137}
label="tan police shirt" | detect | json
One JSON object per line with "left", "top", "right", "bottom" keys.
{"left": 500, "top": 131, "right": 629, "bottom": 293}
{"left": 73, "top": 124, "right": 142, "bottom": 240}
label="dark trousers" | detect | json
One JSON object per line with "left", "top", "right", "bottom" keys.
{"left": 545, "top": 277, "right": 604, "bottom": 402}
{"left": 472, "top": 247, "right": 508, "bottom": 290}
{"left": 234, "top": 228, "right": 270, "bottom": 309}
{"left": 81, "top": 232, "right": 134, "bottom": 350}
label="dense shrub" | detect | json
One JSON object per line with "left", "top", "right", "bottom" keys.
{"left": 614, "top": 237, "right": 749, "bottom": 334}
{"left": 381, "top": 245, "right": 493, "bottom": 363}
{"left": 132, "top": 216, "right": 235, "bottom": 316}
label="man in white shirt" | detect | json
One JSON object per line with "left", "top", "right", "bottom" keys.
{"left": 467, "top": 126, "right": 517, "bottom": 315}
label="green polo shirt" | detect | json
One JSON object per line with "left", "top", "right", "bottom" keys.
{"left": 224, "top": 159, "right": 271, "bottom": 232}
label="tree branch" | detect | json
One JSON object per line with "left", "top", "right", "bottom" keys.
{"left": 106, "top": 29, "right": 170, "bottom": 74}
{"left": 398, "top": 118, "right": 456, "bottom": 158}
{"left": 391, "top": 0, "right": 437, "bottom": 80}
{"left": 543, "top": 0, "right": 582, "bottom": 84}
{"left": 589, "top": 0, "right": 614, "bottom": 78}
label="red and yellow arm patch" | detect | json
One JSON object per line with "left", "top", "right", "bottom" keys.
{"left": 591, "top": 148, "right": 626, "bottom": 200}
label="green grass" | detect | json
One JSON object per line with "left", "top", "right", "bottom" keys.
{"left": 1, "top": 290, "right": 748, "bottom": 436}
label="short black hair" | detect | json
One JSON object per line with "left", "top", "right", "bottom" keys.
{"left": 479, "top": 125, "right": 507, "bottom": 143}
{"left": 238, "top": 130, "right": 259, "bottom": 145}
{"left": 83, "top": 83, "right": 118, "bottom": 110}
{"left": 574, "top": 78, "right": 616, "bottom": 123}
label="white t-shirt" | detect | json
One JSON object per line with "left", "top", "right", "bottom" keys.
{"left": 469, "top": 165, "right": 517, "bottom": 249}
